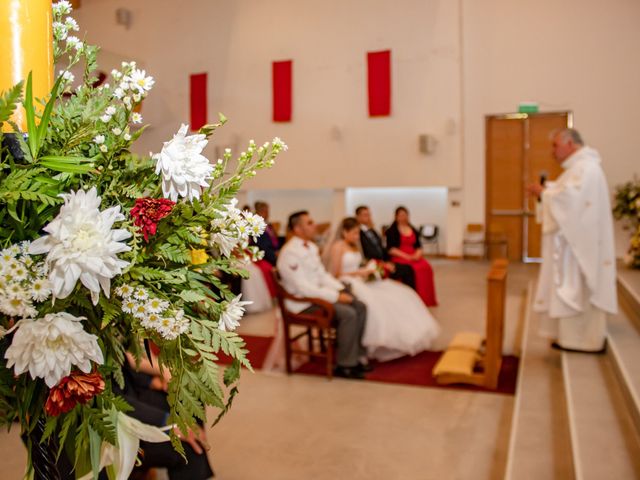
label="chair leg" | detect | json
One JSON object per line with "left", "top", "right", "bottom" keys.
{"left": 307, "top": 327, "right": 314, "bottom": 355}
{"left": 283, "top": 324, "right": 293, "bottom": 374}
{"left": 318, "top": 329, "right": 327, "bottom": 352}
{"left": 326, "top": 329, "right": 333, "bottom": 380}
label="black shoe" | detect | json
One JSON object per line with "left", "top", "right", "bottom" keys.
{"left": 357, "top": 362, "right": 374, "bottom": 373}
{"left": 551, "top": 341, "right": 607, "bottom": 354}
{"left": 334, "top": 366, "right": 365, "bottom": 379}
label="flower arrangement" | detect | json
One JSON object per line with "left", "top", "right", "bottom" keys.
{"left": 364, "top": 259, "right": 391, "bottom": 282}
{"left": 0, "top": 2, "right": 286, "bottom": 478}
{"left": 613, "top": 178, "right": 640, "bottom": 268}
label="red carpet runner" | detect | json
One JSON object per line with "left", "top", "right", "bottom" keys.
{"left": 223, "top": 335, "right": 519, "bottom": 395}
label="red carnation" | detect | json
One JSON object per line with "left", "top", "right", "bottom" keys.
{"left": 45, "top": 371, "right": 105, "bottom": 417}
{"left": 130, "top": 197, "right": 175, "bottom": 241}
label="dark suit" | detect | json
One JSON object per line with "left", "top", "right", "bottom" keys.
{"left": 254, "top": 224, "right": 280, "bottom": 266}
{"left": 359, "top": 227, "right": 415, "bottom": 288}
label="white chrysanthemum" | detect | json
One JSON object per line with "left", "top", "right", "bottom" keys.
{"left": 157, "top": 310, "right": 189, "bottom": 340}
{"left": 30, "top": 278, "right": 51, "bottom": 302}
{"left": 127, "top": 69, "right": 155, "bottom": 93}
{"left": 132, "top": 303, "right": 149, "bottom": 319}
{"left": 122, "top": 298, "right": 137, "bottom": 314}
{"left": 131, "top": 112, "right": 142, "bottom": 124}
{"left": 133, "top": 287, "right": 148, "bottom": 301}
{"left": 113, "top": 87, "right": 124, "bottom": 99}
{"left": 153, "top": 124, "right": 214, "bottom": 202}
{"left": 4, "top": 312, "right": 104, "bottom": 387}
{"left": 12, "top": 263, "right": 28, "bottom": 281}
{"left": 0, "top": 293, "right": 31, "bottom": 318}
{"left": 115, "top": 284, "right": 134, "bottom": 298}
{"left": 146, "top": 298, "right": 168, "bottom": 314}
{"left": 218, "top": 295, "right": 252, "bottom": 332}
{"left": 141, "top": 313, "right": 162, "bottom": 329}
{"left": 53, "top": 1, "right": 73, "bottom": 15}
{"left": 0, "top": 249, "right": 15, "bottom": 262}
{"left": 29, "top": 188, "right": 131, "bottom": 305}
{"left": 94, "top": 134, "right": 105, "bottom": 145}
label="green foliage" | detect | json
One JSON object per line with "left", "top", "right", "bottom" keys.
{"left": 0, "top": 81, "right": 23, "bottom": 126}
{"left": 0, "top": 4, "right": 287, "bottom": 474}
{"left": 614, "top": 178, "right": 640, "bottom": 268}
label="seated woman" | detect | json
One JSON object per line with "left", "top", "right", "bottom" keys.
{"left": 241, "top": 260, "right": 275, "bottom": 313}
{"left": 325, "top": 217, "right": 440, "bottom": 361}
{"left": 385, "top": 206, "right": 438, "bottom": 306}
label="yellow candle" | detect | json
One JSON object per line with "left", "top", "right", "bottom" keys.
{"left": 0, "top": 0, "right": 54, "bottom": 132}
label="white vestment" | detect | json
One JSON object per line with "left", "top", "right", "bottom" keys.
{"left": 534, "top": 146, "right": 617, "bottom": 351}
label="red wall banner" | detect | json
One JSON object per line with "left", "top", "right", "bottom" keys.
{"left": 367, "top": 50, "right": 391, "bottom": 117}
{"left": 272, "top": 60, "right": 292, "bottom": 122}
{"left": 190, "top": 72, "right": 207, "bottom": 130}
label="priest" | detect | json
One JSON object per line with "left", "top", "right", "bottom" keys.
{"left": 527, "top": 128, "right": 617, "bottom": 353}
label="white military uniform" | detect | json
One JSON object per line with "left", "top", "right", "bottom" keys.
{"left": 277, "top": 235, "right": 366, "bottom": 367}
{"left": 534, "top": 146, "right": 617, "bottom": 351}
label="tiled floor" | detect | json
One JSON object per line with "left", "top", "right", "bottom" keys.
{"left": 0, "top": 260, "right": 537, "bottom": 480}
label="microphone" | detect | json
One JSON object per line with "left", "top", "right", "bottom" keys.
{"left": 539, "top": 170, "right": 548, "bottom": 187}
{"left": 537, "top": 171, "right": 548, "bottom": 202}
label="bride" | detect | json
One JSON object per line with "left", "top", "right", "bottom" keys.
{"left": 325, "top": 217, "right": 440, "bottom": 361}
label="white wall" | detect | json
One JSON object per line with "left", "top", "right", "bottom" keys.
{"left": 346, "top": 187, "right": 448, "bottom": 250}
{"left": 461, "top": 0, "right": 640, "bottom": 236}
{"left": 75, "top": 0, "right": 640, "bottom": 257}
{"left": 76, "top": 0, "right": 463, "bottom": 191}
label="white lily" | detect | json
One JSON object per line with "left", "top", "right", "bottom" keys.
{"left": 79, "top": 411, "right": 170, "bottom": 480}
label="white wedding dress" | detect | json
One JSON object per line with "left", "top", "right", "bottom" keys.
{"left": 340, "top": 250, "right": 440, "bottom": 361}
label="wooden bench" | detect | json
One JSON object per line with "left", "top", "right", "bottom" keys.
{"left": 433, "top": 260, "right": 507, "bottom": 389}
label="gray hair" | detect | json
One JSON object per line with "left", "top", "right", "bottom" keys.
{"left": 552, "top": 128, "right": 584, "bottom": 146}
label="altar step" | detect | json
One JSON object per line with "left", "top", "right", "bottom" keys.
{"left": 504, "top": 283, "right": 574, "bottom": 479}
{"left": 505, "top": 272, "right": 640, "bottom": 479}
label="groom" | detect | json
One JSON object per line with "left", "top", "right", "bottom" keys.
{"left": 277, "top": 211, "right": 369, "bottom": 379}
{"left": 355, "top": 206, "right": 415, "bottom": 288}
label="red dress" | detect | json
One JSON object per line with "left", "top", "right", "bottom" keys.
{"left": 391, "top": 230, "right": 438, "bottom": 306}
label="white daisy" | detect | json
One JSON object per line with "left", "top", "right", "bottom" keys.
{"left": 218, "top": 295, "right": 252, "bottom": 332}
{"left": 127, "top": 69, "right": 155, "bottom": 93}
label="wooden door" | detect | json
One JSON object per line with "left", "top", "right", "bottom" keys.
{"left": 486, "top": 117, "right": 524, "bottom": 261}
{"left": 524, "top": 114, "right": 568, "bottom": 259}
{"left": 485, "top": 112, "right": 571, "bottom": 262}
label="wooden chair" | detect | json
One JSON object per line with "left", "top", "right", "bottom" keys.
{"left": 433, "top": 260, "right": 508, "bottom": 389}
{"left": 272, "top": 269, "right": 336, "bottom": 379}
{"left": 486, "top": 222, "right": 508, "bottom": 260}
{"left": 462, "top": 223, "right": 485, "bottom": 258}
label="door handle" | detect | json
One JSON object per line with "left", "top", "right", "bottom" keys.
{"left": 491, "top": 210, "right": 535, "bottom": 216}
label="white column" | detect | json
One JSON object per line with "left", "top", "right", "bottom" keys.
{"left": 446, "top": 188, "right": 464, "bottom": 257}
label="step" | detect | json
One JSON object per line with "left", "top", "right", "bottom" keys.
{"left": 617, "top": 267, "right": 640, "bottom": 329}
{"left": 608, "top": 310, "right": 640, "bottom": 435}
{"left": 504, "top": 282, "right": 574, "bottom": 480}
{"left": 562, "top": 351, "right": 640, "bottom": 480}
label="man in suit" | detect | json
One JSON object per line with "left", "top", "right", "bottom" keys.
{"left": 254, "top": 201, "right": 280, "bottom": 266}
{"left": 277, "top": 210, "right": 370, "bottom": 379}
{"left": 355, "top": 205, "right": 415, "bottom": 288}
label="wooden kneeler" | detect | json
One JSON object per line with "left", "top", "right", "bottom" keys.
{"left": 433, "top": 260, "right": 507, "bottom": 389}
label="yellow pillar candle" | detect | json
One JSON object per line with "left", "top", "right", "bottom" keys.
{"left": 0, "top": 0, "right": 54, "bottom": 132}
